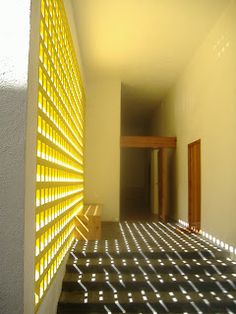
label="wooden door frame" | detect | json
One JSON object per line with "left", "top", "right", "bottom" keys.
{"left": 150, "top": 149, "right": 159, "bottom": 215}
{"left": 188, "top": 139, "right": 201, "bottom": 231}
{"left": 120, "top": 136, "right": 176, "bottom": 148}
{"left": 158, "top": 148, "right": 168, "bottom": 222}
{"left": 120, "top": 136, "right": 176, "bottom": 222}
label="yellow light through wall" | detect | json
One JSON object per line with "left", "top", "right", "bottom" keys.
{"left": 34, "top": 0, "right": 85, "bottom": 309}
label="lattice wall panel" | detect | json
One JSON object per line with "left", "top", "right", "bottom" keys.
{"left": 34, "top": 0, "right": 85, "bottom": 308}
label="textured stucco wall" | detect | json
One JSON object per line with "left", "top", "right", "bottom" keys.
{"left": 0, "top": 1, "right": 31, "bottom": 314}
{"left": 0, "top": 87, "right": 27, "bottom": 314}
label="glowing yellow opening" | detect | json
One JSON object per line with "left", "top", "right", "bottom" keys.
{"left": 35, "top": 0, "right": 85, "bottom": 309}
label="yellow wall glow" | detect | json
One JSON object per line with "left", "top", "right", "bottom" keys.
{"left": 34, "top": 0, "right": 85, "bottom": 309}
{"left": 150, "top": 1, "right": 236, "bottom": 248}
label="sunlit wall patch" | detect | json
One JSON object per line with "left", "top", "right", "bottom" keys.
{"left": 178, "top": 219, "right": 236, "bottom": 258}
{"left": 34, "top": 0, "right": 85, "bottom": 310}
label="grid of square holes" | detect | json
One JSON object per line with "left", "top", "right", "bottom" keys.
{"left": 35, "top": 0, "right": 85, "bottom": 308}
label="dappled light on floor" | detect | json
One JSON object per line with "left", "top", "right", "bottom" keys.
{"left": 58, "top": 221, "right": 236, "bottom": 313}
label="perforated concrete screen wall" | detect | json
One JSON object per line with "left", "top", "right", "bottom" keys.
{"left": 34, "top": 0, "right": 85, "bottom": 309}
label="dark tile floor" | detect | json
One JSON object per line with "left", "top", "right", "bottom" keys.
{"left": 58, "top": 221, "right": 236, "bottom": 313}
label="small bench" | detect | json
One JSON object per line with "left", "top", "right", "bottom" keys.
{"left": 74, "top": 204, "right": 101, "bottom": 240}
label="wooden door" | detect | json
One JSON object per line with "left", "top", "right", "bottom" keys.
{"left": 188, "top": 140, "right": 201, "bottom": 231}
{"left": 158, "top": 149, "right": 168, "bottom": 221}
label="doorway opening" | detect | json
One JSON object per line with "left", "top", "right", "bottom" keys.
{"left": 120, "top": 138, "right": 176, "bottom": 222}
{"left": 188, "top": 139, "right": 201, "bottom": 231}
{"left": 120, "top": 85, "right": 176, "bottom": 222}
{"left": 120, "top": 148, "right": 151, "bottom": 221}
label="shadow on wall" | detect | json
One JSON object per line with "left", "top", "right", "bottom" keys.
{"left": 0, "top": 86, "right": 28, "bottom": 314}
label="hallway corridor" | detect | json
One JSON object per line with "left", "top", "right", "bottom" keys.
{"left": 57, "top": 221, "right": 236, "bottom": 313}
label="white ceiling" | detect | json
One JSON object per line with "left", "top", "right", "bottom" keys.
{"left": 71, "top": 0, "right": 230, "bottom": 122}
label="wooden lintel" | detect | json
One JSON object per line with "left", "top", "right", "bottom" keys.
{"left": 120, "top": 136, "right": 176, "bottom": 148}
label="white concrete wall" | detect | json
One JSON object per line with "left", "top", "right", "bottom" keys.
{"left": 0, "top": 1, "right": 32, "bottom": 313}
{"left": 151, "top": 0, "right": 236, "bottom": 247}
{"left": 85, "top": 78, "right": 121, "bottom": 221}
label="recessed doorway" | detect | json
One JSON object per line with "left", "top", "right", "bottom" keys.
{"left": 120, "top": 148, "right": 151, "bottom": 221}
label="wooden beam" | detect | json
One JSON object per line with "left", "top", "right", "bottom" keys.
{"left": 120, "top": 136, "right": 176, "bottom": 148}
